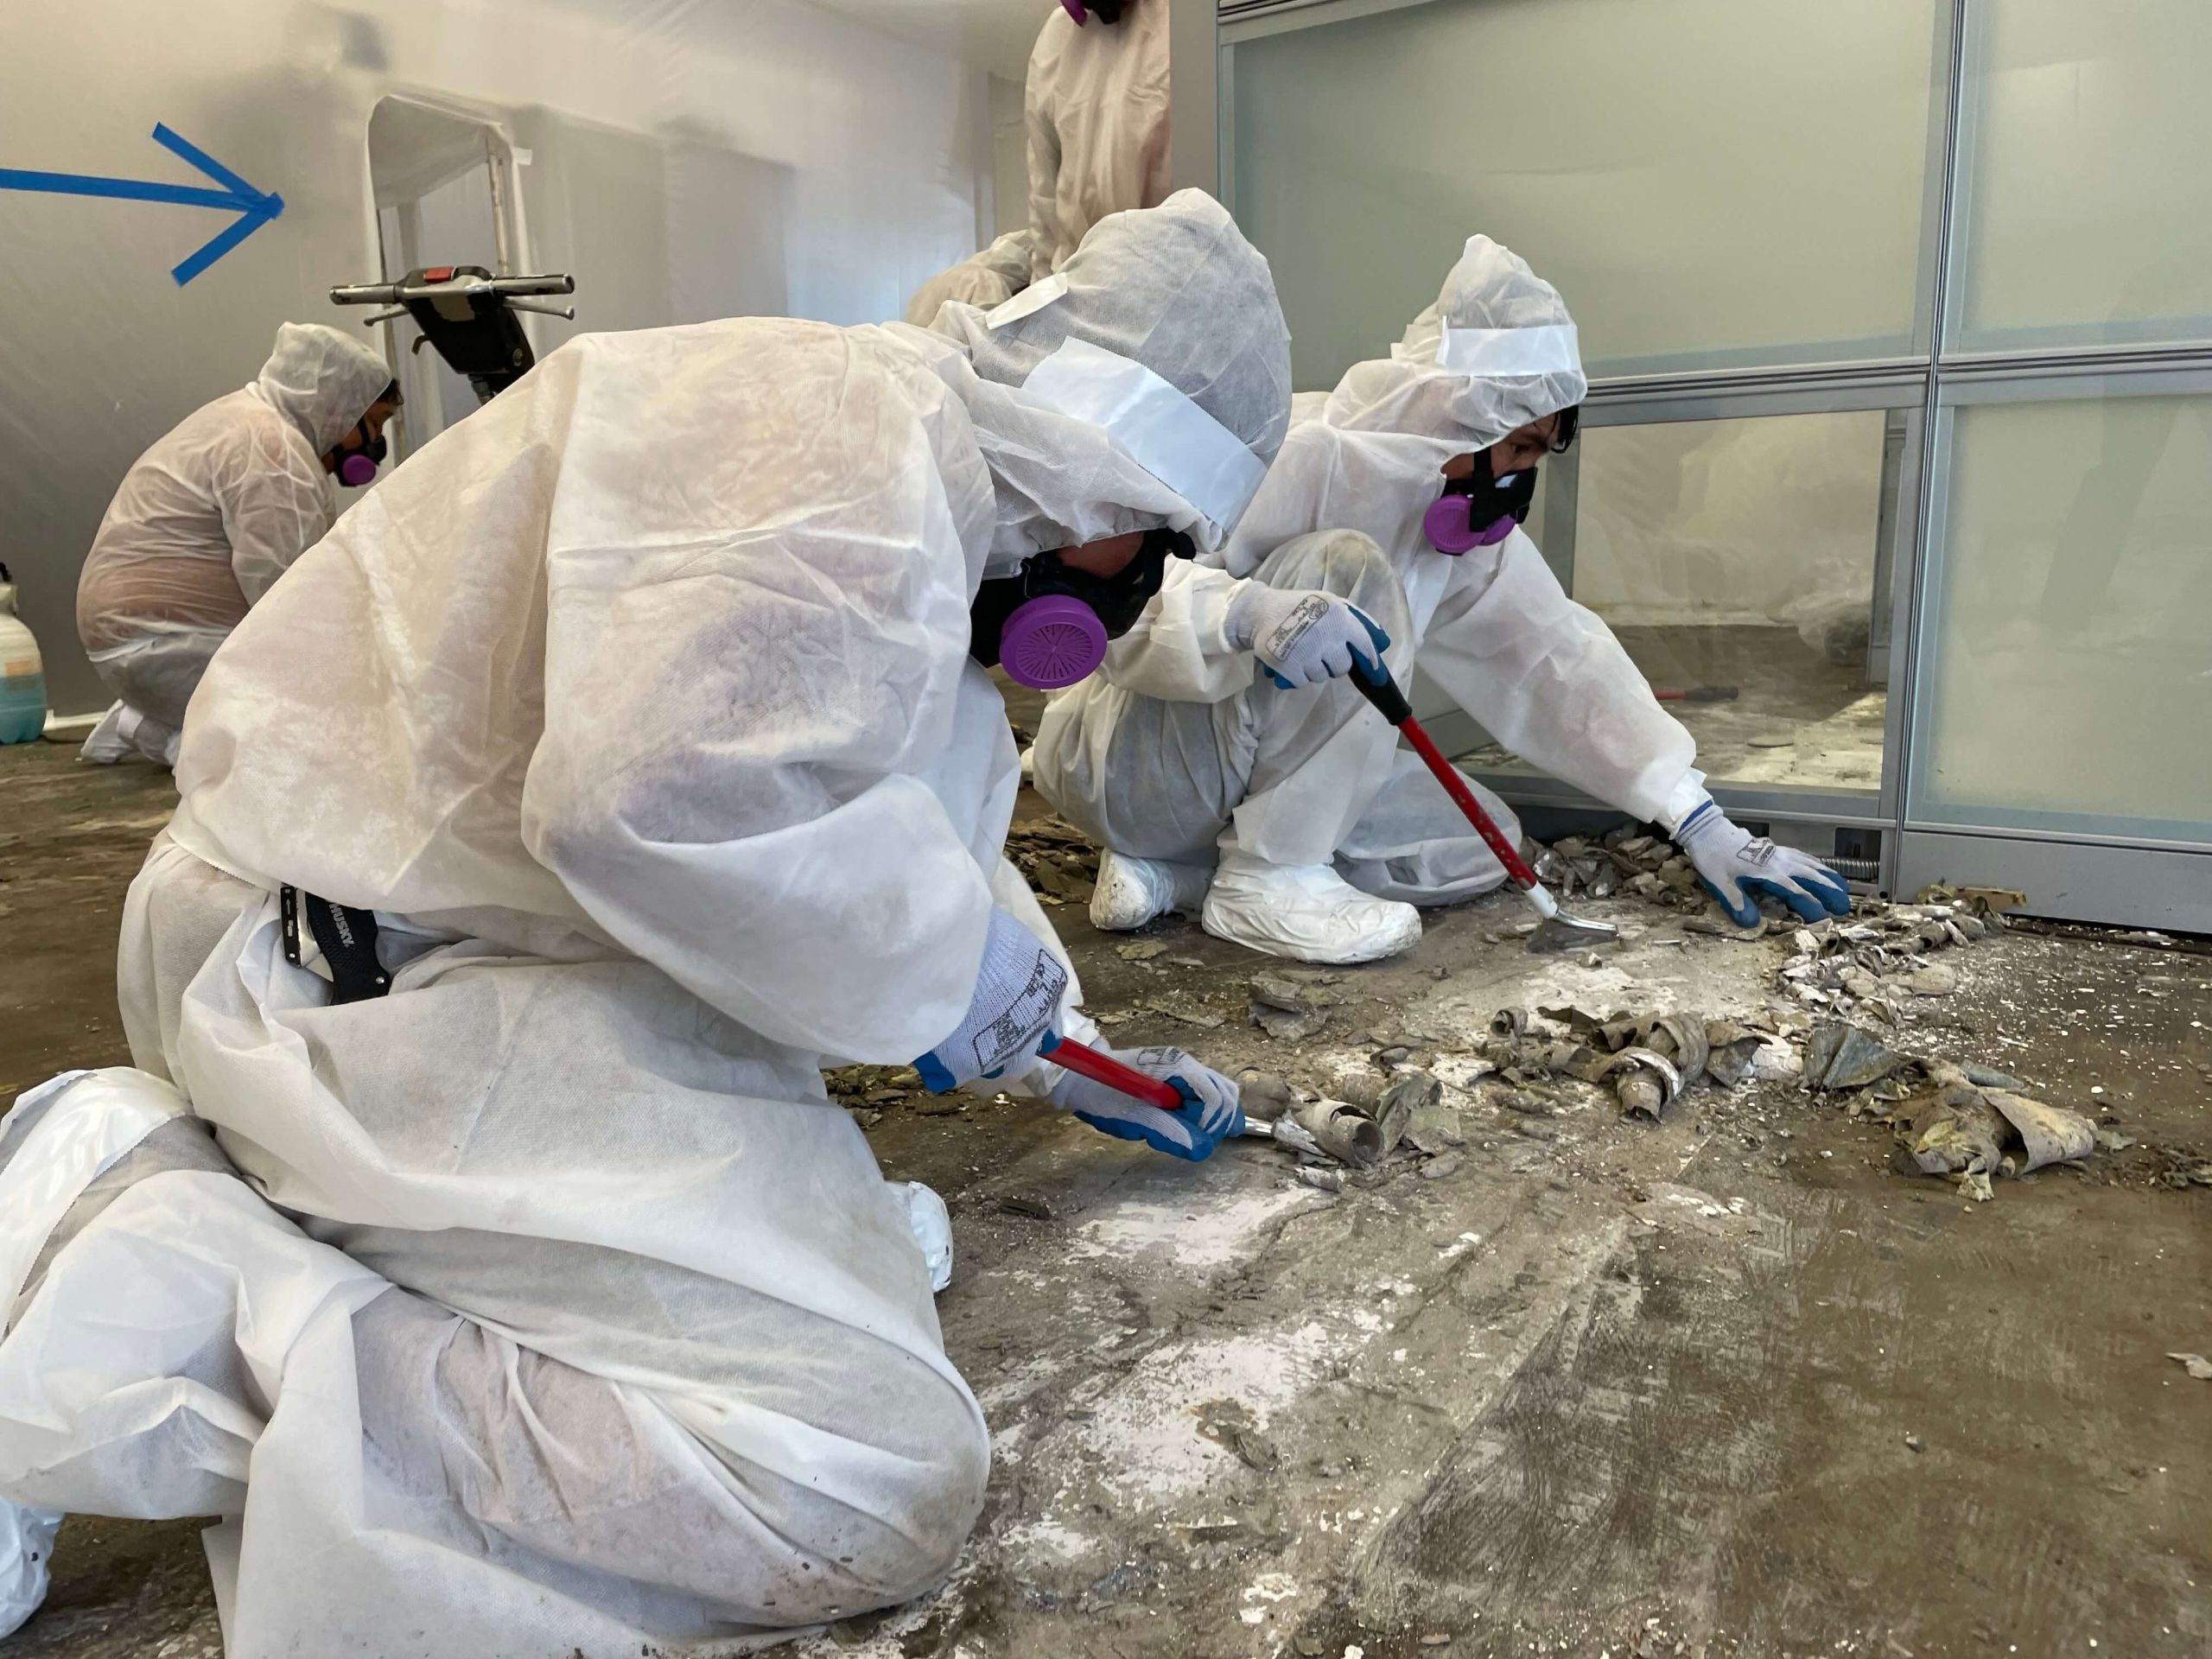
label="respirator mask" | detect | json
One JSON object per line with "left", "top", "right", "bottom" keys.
{"left": 969, "top": 525, "right": 1192, "bottom": 689}
{"left": 1421, "top": 455, "right": 1537, "bottom": 554}
{"left": 1060, "top": 0, "right": 1127, "bottom": 22}
{"left": 331, "top": 418, "right": 389, "bottom": 488}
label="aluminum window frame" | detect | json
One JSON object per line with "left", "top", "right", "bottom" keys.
{"left": 1193, "top": 0, "right": 2212, "bottom": 921}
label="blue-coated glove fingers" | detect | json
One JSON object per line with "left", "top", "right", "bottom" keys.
{"left": 1678, "top": 801, "right": 1855, "bottom": 928}
{"left": 1072, "top": 1098, "right": 1224, "bottom": 1162}
{"left": 1697, "top": 873, "right": 1764, "bottom": 931}
{"left": 1054, "top": 1047, "right": 1244, "bottom": 1161}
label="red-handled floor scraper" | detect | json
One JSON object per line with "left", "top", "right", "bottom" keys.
{"left": 1351, "top": 661, "right": 1619, "bottom": 953}
{"left": 1041, "top": 1036, "right": 1282, "bottom": 1141}
{"left": 1040, "top": 1036, "right": 1185, "bottom": 1109}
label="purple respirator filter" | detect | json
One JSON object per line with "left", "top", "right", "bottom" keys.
{"left": 1421, "top": 491, "right": 1518, "bottom": 555}
{"left": 998, "top": 594, "right": 1109, "bottom": 690}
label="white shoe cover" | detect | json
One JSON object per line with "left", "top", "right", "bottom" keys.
{"left": 0, "top": 1499, "right": 61, "bottom": 1638}
{"left": 1202, "top": 851, "right": 1422, "bottom": 964}
{"left": 899, "top": 1181, "right": 954, "bottom": 1293}
{"left": 1088, "top": 849, "right": 1211, "bottom": 931}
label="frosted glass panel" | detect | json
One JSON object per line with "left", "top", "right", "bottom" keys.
{"left": 1466, "top": 412, "right": 1894, "bottom": 798}
{"left": 1230, "top": 0, "right": 1938, "bottom": 386}
{"left": 1914, "top": 396, "right": 2212, "bottom": 840}
{"left": 1955, "top": 3, "right": 2212, "bottom": 350}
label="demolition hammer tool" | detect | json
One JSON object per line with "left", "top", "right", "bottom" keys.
{"left": 1348, "top": 661, "right": 1619, "bottom": 952}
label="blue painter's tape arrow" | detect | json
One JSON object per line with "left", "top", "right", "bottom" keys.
{"left": 0, "top": 124, "right": 283, "bottom": 285}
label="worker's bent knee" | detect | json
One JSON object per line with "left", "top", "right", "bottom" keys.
{"left": 830, "top": 1372, "right": 992, "bottom": 1607}
{"left": 1256, "top": 530, "right": 1403, "bottom": 620}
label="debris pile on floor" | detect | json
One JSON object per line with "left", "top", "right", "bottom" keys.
{"left": 1475, "top": 1003, "right": 1799, "bottom": 1120}
{"left": 1008, "top": 815, "right": 1100, "bottom": 908}
{"left": 1236, "top": 1063, "right": 1463, "bottom": 1183}
{"left": 826, "top": 1062, "right": 930, "bottom": 1127}
{"left": 1532, "top": 827, "right": 1715, "bottom": 912}
{"left": 1797, "top": 1019, "right": 2098, "bottom": 1200}
{"left": 1774, "top": 887, "right": 2007, "bottom": 1023}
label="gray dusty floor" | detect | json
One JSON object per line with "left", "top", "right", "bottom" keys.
{"left": 0, "top": 736, "right": 2208, "bottom": 1659}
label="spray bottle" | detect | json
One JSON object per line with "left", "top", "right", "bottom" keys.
{"left": 0, "top": 563, "right": 48, "bottom": 744}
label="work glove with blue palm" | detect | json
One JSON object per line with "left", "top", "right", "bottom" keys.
{"left": 913, "top": 908, "right": 1070, "bottom": 1093}
{"left": 1048, "top": 1045, "right": 1245, "bottom": 1162}
{"left": 1673, "top": 799, "right": 1853, "bottom": 927}
{"left": 1227, "top": 585, "right": 1392, "bottom": 690}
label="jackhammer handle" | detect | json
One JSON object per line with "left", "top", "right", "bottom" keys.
{"left": 1349, "top": 661, "right": 1542, "bottom": 892}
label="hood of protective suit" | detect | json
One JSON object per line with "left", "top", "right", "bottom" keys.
{"left": 929, "top": 189, "right": 1291, "bottom": 569}
{"left": 253, "top": 323, "right": 396, "bottom": 457}
{"left": 1319, "top": 236, "right": 1586, "bottom": 448}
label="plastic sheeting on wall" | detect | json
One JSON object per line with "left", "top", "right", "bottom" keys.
{"left": 0, "top": 0, "right": 1001, "bottom": 712}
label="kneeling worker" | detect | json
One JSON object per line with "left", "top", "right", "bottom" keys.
{"left": 75, "top": 322, "right": 397, "bottom": 765}
{"left": 1034, "top": 236, "right": 1852, "bottom": 963}
{"left": 0, "top": 195, "right": 1288, "bottom": 1650}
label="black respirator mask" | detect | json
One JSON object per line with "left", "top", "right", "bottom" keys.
{"left": 969, "top": 526, "right": 1192, "bottom": 689}
{"left": 331, "top": 419, "right": 389, "bottom": 488}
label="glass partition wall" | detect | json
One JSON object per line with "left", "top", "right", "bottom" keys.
{"left": 1200, "top": 0, "right": 2212, "bottom": 930}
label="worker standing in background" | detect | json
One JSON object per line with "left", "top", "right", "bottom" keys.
{"left": 905, "top": 0, "right": 1170, "bottom": 325}
{"left": 74, "top": 323, "right": 397, "bottom": 767}
{"left": 1033, "top": 237, "right": 1853, "bottom": 963}
{"left": 0, "top": 194, "right": 1286, "bottom": 1651}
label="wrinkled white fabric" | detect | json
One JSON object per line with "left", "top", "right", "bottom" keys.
{"left": 1087, "top": 847, "right": 1210, "bottom": 931}
{"left": 78, "top": 698, "right": 182, "bottom": 768}
{"left": 934, "top": 190, "right": 1290, "bottom": 562}
{"left": 82, "top": 624, "right": 226, "bottom": 737}
{"left": 903, "top": 229, "right": 1036, "bottom": 328}
{"left": 0, "top": 1497, "right": 59, "bottom": 1639}
{"left": 41, "top": 198, "right": 1289, "bottom": 1651}
{"left": 1037, "top": 528, "right": 1519, "bottom": 910}
{"left": 1201, "top": 851, "right": 1422, "bottom": 966}
{"left": 1027, "top": 0, "right": 1172, "bottom": 282}
{"left": 1037, "top": 237, "right": 1705, "bottom": 918}
{"left": 77, "top": 324, "right": 391, "bottom": 650}
{"left": 73, "top": 324, "right": 391, "bottom": 748}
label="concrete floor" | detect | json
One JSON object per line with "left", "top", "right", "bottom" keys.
{"left": 1, "top": 736, "right": 2208, "bottom": 1659}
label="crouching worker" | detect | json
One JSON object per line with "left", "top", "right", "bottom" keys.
{"left": 75, "top": 323, "right": 398, "bottom": 766}
{"left": 1034, "top": 236, "right": 1852, "bottom": 963}
{"left": 0, "top": 193, "right": 1287, "bottom": 1653}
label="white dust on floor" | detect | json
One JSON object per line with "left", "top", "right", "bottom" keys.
{"left": 1072, "top": 1181, "right": 1325, "bottom": 1271}
{"left": 1069, "top": 1320, "right": 1351, "bottom": 1502}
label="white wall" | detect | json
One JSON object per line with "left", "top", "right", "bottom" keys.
{"left": 0, "top": 0, "right": 996, "bottom": 711}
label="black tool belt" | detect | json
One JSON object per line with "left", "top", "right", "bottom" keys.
{"left": 279, "top": 886, "right": 391, "bottom": 1003}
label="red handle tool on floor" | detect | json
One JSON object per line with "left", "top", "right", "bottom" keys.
{"left": 1348, "top": 660, "right": 1618, "bottom": 951}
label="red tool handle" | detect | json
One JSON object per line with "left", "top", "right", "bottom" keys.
{"left": 1042, "top": 1037, "right": 1185, "bottom": 1111}
{"left": 1351, "top": 666, "right": 1542, "bottom": 892}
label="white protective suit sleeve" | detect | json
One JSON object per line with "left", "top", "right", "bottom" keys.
{"left": 904, "top": 229, "right": 1037, "bottom": 327}
{"left": 1419, "top": 531, "right": 1700, "bottom": 826}
{"left": 216, "top": 407, "right": 339, "bottom": 605}
{"left": 1024, "top": 0, "right": 1173, "bottom": 281}
{"left": 1090, "top": 558, "right": 1254, "bottom": 702}
{"left": 518, "top": 326, "right": 1006, "bottom": 1065}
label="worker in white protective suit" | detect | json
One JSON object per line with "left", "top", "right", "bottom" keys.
{"left": 903, "top": 0, "right": 1169, "bottom": 326}
{"left": 74, "top": 322, "right": 399, "bottom": 767}
{"left": 0, "top": 192, "right": 1294, "bottom": 1654}
{"left": 1033, "top": 235, "right": 1853, "bottom": 963}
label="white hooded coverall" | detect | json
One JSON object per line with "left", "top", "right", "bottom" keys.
{"left": 903, "top": 0, "right": 1171, "bottom": 326}
{"left": 1033, "top": 237, "right": 1705, "bottom": 931}
{"left": 0, "top": 193, "right": 1288, "bottom": 1656}
{"left": 73, "top": 323, "right": 394, "bottom": 765}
